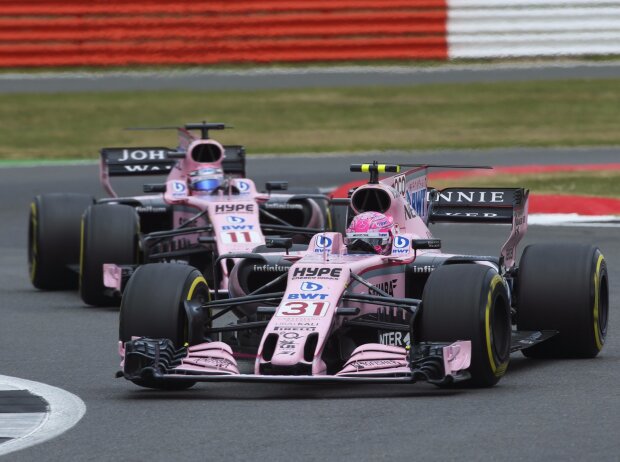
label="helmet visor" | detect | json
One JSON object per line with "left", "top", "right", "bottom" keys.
{"left": 344, "top": 232, "right": 390, "bottom": 247}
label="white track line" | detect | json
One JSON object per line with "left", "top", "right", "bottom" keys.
{"left": 0, "top": 375, "right": 86, "bottom": 457}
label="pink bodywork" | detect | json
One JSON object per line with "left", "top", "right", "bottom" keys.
{"left": 164, "top": 173, "right": 267, "bottom": 287}
{"left": 119, "top": 165, "right": 522, "bottom": 382}
{"left": 174, "top": 342, "right": 239, "bottom": 375}
{"left": 253, "top": 230, "right": 442, "bottom": 376}
{"left": 162, "top": 137, "right": 269, "bottom": 287}
{"left": 101, "top": 128, "right": 324, "bottom": 290}
{"left": 103, "top": 263, "right": 122, "bottom": 292}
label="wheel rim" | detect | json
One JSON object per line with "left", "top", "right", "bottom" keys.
{"left": 179, "top": 276, "right": 210, "bottom": 346}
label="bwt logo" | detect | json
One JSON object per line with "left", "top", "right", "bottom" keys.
{"left": 393, "top": 236, "right": 409, "bottom": 249}
{"left": 222, "top": 225, "right": 254, "bottom": 231}
{"left": 171, "top": 181, "right": 186, "bottom": 194}
{"left": 237, "top": 181, "right": 251, "bottom": 193}
{"left": 227, "top": 216, "right": 245, "bottom": 224}
{"left": 288, "top": 293, "right": 328, "bottom": 300}
{"left": 300, "top": 282, "right": 323, "bottom": 291}
{"left": 314, "top": 236, "right": 333, "bottom": 252}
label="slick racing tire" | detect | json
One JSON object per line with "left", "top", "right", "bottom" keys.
{"left": 119, "top": 263, "right": 210, "bottom": 390}
{"left": 29, "top": 193, "right": 95, "bottom": 290}
{"left": 419, "top": 264, "right": 511, "bottom": 387}
{"left": 80, "top": 204, "right": 139, "bottom": 306}
{"left": 516, "top": 244, "right": 609, "bottom": 358}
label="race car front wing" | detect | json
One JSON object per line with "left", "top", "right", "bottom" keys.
{"left": 117, "top": 337, "right": 472, "bottom": 385}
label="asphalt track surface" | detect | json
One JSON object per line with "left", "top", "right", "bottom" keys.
{"left": 1, "top": 151, "right": 618, "bottom": 461}
{"left": 1, "top": 61, "right": 620, "bottom": 93}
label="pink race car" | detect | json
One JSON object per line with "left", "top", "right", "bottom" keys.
{"left": 118, "top": 162, "right": 609, "bottom": 389}
{"left": 28, "top": 123, "right": 329, "bottom": 306}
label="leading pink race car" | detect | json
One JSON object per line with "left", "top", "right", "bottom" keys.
{"left": 117, "top": 162, "right": 609, "bottom": 389}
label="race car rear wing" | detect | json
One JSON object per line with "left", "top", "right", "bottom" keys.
{"left": 429, "top": 187, "right": 526, "bottom": 224}
{"left": 99, "top": 145, "right": 246, "bottom": 197}
{"left": 429, "top": 187, "right": 529, "bottom": 269}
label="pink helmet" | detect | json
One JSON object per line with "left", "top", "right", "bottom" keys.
{"left": 345, "top": 211, "right": 395, "bottom": 255}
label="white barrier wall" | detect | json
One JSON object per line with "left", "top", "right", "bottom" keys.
{"left": 448, "top": 1, "right": 620, "bottom": 58}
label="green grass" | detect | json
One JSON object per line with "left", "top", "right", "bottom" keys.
{"left": 1, "top": 78, "right": 619, "bottom": 159}
{"left": 431, "top": 171, "right": 620, "bottom": 199}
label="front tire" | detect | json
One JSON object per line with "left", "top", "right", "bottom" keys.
{"left": 29, "top": 193, "right": 94, "bottom": 290}
{"left": 80, "top": 204, "right": 139, "bottom": 306}
{"left": 418, "top": 264, "right": 511, "bottom": 387}
{"left": 516, "top": 244, "right": 608, "bottom": 358}
{"left": 119, "top": 263, "right": 210, "bottom": 390}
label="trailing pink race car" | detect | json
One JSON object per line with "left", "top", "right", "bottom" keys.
{"left": 28, "top": 123, "right": 330, "bottom": 306}
{"left": 118, "top": 162, "right": 609, "bottom": 389}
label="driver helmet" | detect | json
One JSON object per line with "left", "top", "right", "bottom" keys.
{"left": 188, "top": 167, "right": 223, "bottom": 194}
{"left": 345, "top": 211, "right": 395, "bottom": 255}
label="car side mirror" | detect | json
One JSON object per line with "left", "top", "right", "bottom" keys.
{"left": 143, "top": 183, "right": 166, "bottom": 193}
{"left": 167, "top": 151, "right": 186, "bottom": 159}
{"left": 265, "top": 237, "right": 293, "bottom": 254}
{"left": 265, "top": 181, "right": 288, "bottom": 192}
{"left": 411, "top": 239, "right": 441, "bottom": 250}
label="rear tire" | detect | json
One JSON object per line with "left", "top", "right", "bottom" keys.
{"left": 28, "top": 193, "right": 94, "bottom": 290}
{"left": 80, "top": 204, "right": 139, "bottom": 306}
{"left": 119, "top": 263, "right": 210, "bottom": 390}
{"left": 418, "top": 264, "right": 511, "bottom": 387}
{"left": 516, "top": 244, "right": 608, "bottom": 358}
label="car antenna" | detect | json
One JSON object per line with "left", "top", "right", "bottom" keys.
{"left": 349, "top": 162, "right": 400, "bottom": 184}
{"left": 350, "top": 162, "right": 493, "bottom": 183}
{"left": 124, "top": 122, "right": 233, "bottom": 140}
{"left": 184, "top": 122, "right": 232, "bottom": 140}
